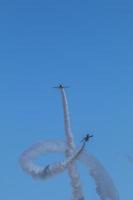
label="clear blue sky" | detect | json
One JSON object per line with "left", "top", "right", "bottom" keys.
{"left": 0, "top": 0, "right": 133, "bottom": 199}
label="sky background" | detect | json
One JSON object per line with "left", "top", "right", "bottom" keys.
{"left": 0, "top": 0, "right": 133, "bottom": 199}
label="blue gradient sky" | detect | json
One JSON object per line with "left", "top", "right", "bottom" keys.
{"left": 0, "top": 0, "right": 133, "bottom": 199}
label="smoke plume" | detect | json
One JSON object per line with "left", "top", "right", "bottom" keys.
{"left": 19, "top": 86, "right": 119, "bottom": 200}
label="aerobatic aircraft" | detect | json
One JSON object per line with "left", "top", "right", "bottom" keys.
{"left": 81, "top": 134, "right": 93, "bottom": 142}
{"left": 53, "top": 84, "right": 69, "bottom": 89}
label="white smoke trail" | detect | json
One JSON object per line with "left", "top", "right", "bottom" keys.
{"left": 20, "top": 86, "right": 119, "bottom": 200}
{"left": 79, "top": 151, "right": 119, "bottom": 200}
{"left": 60, "top": 87, "right": 119, "bottom": 200}
{"left": 20, "top": 139, "right": 119, "bottom": 200}
{"left": 60, "top": 89, "right": 84, "bottom": 200}
{"left": 20, "top": 140, "right": 85, "bottom": 180}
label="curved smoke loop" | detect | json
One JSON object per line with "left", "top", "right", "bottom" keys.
{"left": 20, "top": 88, "right": 119, "bottom": 200}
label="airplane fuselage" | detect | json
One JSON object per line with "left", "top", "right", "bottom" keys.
{"left": 83, "top": 134, "right": 93, "bottom": 142}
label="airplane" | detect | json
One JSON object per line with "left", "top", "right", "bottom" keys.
{"left": 53, "top": 84, "right": 69, "bottom": 89}
{"left": 43, "top": 165, "right": 50, "bottom": 173}
{"left": 81, "top": 134, "right": 93, "bottom": 142}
